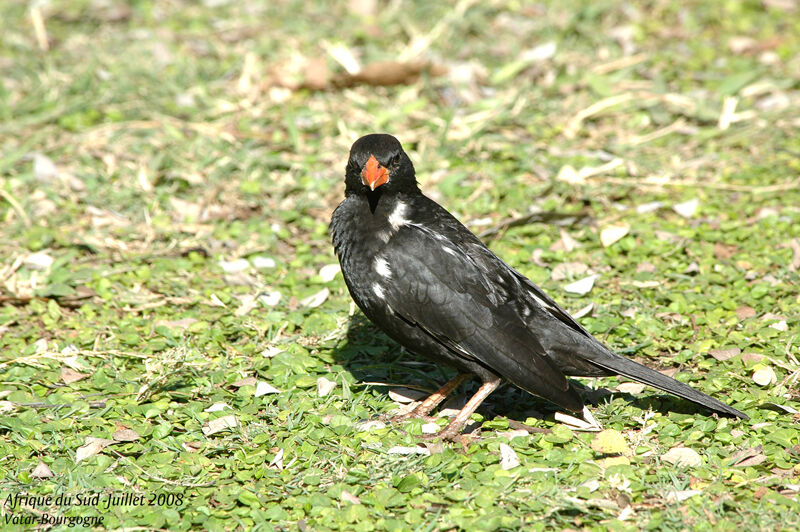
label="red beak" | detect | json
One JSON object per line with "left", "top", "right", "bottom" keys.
{"left": 361, "top": 155, "right": 389, "bottom": 191}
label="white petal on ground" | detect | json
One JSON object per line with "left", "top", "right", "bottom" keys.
{"left": 33, "top": 153, "right": 59, "bottom": 181}
{"left": 317, "top": 377, "right": 336, "bottom": 397}
{"left": 523, "top": 41, "right": 557, "bottom": 62}
{"left": 300, "top": 288, "right": 329, "bottom": 308}
{"left": 319, "top": 263, "right": 341, "bottom": 282}
{"left": 752, "top": 366, "right": 776, "bottom": 386}
{"left": 269, "top": 448, "right": 284, "bottom": 470}
{"left": 234, "top": 294, "right": 258, "bottom": 316}
{"left": 259, "top": 291, "right": 281, "bottom": 307}
{"left": 208, "top": 294, "right": 227, "bottom": 307}
{"left": 24, "top": 252, "right": 54, "bottom": 270}
{"left": 261, "top": 346, "right": 283, "bottom": 358}
{"left": 661, "top": 446, "right": 702, "bottom": 467}
{"left": 355, "top": 420, "right": 386, "bottom": 432}
{"left": 388, "top": 388, "right": 428, "bottom": 403}
{"left": 252, "top": 256, "right": 276, "bottom": 269}
{"left": 564, "top": 275, "right": 598, "bottom": 295}
{"left": 499, "top": 443, "right": 521, "bottom": 470}
{"left": 204, "top": 402, "right": 231, "bottom": 412}
{"left": 421, "top": 423, "right": 440, "bottom": 434}
{"left": 600, "top": 222, "right": 630, "bottom": 247}
{"left": 673, "top": 198, "right": 699, "bottom": 218}
{"left": 572, "top": 303, "right": 594, "bottom": 319}
{"left": 219, "top": 258, "right": 250, "bottom": 273}
{"left": 387, "top": 446, "right": 431, "bottom": 456}
{"left": 636, "top": 201, "right": 663, "bottom": 214}
{"left": 255, "top": 381, "right": 281, "bottom": 397}
{"left": 665, "top": 489, "right": 702, "bottom": 503}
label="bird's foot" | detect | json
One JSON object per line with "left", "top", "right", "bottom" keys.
{"left": 554, "top": 406, "right": 603, "bottom": 432}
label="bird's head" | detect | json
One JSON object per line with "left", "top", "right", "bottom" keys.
{"left": 344, "top": 134, "right": 418, "bottom": 195}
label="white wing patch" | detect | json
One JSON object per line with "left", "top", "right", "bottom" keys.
{"left": 388, "top": 201, "right": 409, "bottom": 231}
{"left": 442, "top": 246, "right": 459, "bottom": 257}
{"left": 529, "top": 290, "right": 552, "bottom": 310}
{"left": 374, "top": 256, "right": 391, "bottom": 278}
{"left": 372, "top": 283, "right": 386, "bottom": 299}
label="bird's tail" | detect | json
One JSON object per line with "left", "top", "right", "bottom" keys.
{"left": 589, "top": 351, "right": 748, "bottom": 419}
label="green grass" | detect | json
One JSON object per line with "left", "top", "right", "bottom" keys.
{"left": 1, "top": 0, "right": 799, "bottom": 530}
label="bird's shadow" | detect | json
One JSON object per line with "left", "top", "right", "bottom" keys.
{"left": 332, "top": 314, "right": 721, "bottom": 425}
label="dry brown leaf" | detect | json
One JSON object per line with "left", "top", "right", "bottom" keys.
{"left": 736, "top": 306, "right": 757, "bottom": 320}
{"left": 302, "top": 57, "right": 329, "bottom": 90}
{"left": 714, "top": 242, "right": 738, "bottom": 260}
{"left": 616, "top": 382, "right": 646, "bottom": 394}
{"left": 742, "top": 352, "right": 765, "bottom": 363}
{"left": 787, "top": 238, "right": 800, "bottom": 271}
{"left": 709, "top": 347, "right": 741, "bottom": 361}
{"left": 333, "top": 60, "right": 433, "bottom": 88}
{"left": 154, "top": 317, "right": 198, "bottom": 329}
{"left": 183, "top": 441, "right": 202, "bottom": 453}
{"left": 341, "top": 489, "right": 362, "bottom": 505}
{"left": 659, "top": 367, "right": 680, "bottom": 378}
{"left": 76, "top": 437, "right": 116, "bottom": 462}
{"left": 636, "top": 262, "right": 656, "bottom": 273}
{"left": 558, "top": 229, "right": 580, "bottom": 252}
{"left": 61, "top": 367, "right": 86, "bottom": 384}
{"left": 348, "top": 0, "right": 377, "bottom": 17}
{"left": 202, "top": 415, "right": 238, "bottom": 436}
{"left": 234, "top": 294, "right": 258, "bottom": 317}
{"left": 231, "top": 376, "right": 257, "bottom": 387}
{"left": 551, "top": 262, "right": 589, "bottom": 281}
{"left": 734, "top": 453, "right": 767, "bottom": 468}
{"left": 113, "top": 428, "right": 141, "bottom": 442}
{"left": 31, "top": 460, "right": 54, "bottom": 479}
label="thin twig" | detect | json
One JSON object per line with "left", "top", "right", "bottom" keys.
{"left": 478, "top": 210, "right": 592, "bottom": 239}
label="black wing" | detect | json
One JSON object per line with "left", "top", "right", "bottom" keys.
{"left": 380, "top": 220, "right": 584, "bottom": 412}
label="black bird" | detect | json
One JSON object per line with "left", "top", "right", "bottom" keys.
{"left": 330, "top": 134, "right": 747, "bottom": 440}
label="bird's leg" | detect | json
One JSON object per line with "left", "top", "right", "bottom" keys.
{"left": 427, "top": 377, "right": 502, "bottom": 441}
{"left": 395, "top": 373, "right": 471, "bottom": 421}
